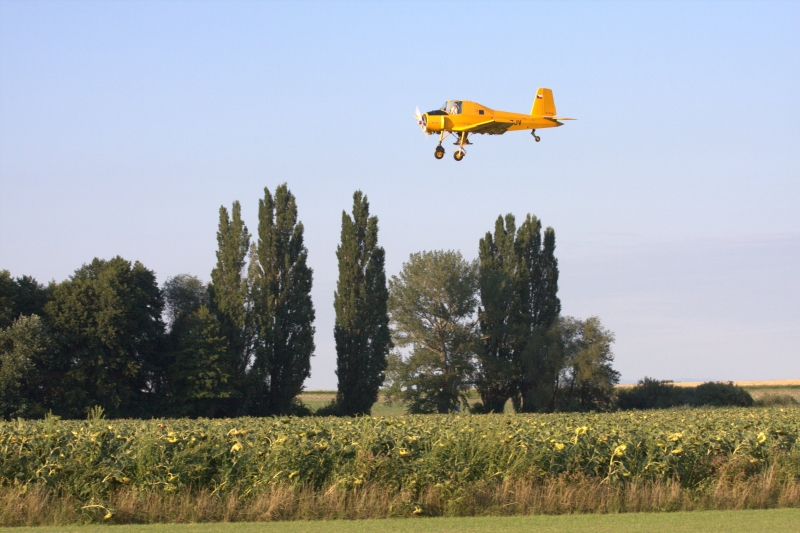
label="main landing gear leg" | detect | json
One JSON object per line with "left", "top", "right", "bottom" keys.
{"left": 531, "top": 129, "right": 541, "bottom": 142}
{"left": 434, "top": 132, "right": 445, "bottom": 159}
{"left": 453, "top": 132, "right": 469, "bottom": 161}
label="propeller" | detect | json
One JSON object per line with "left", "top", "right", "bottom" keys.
{"left": 414, "top": 106, "right": 428, "bottom": 134}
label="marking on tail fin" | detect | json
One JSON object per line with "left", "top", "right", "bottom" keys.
{"left": 531, "top": 88, "right": 556, "bottom": 116}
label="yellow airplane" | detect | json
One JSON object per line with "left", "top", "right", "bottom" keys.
{"left": 414, "top": 88, "right": 574, "bottom": 161}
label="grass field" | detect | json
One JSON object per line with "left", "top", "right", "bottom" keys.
{"left": 743, "top": 385, "right": 800, "bottom": 405}
{"left": 299, "top": 380, "right": 800, "bottom": 415}
{"left": 298, "top": 391, "right": 484, "bottom": 416}
{"left": 2, "top": 509, "right": 799, "bottom": 533}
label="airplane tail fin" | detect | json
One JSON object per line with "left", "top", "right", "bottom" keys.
{"left": 531, "top": 88, "right": 556, "bottom": 117}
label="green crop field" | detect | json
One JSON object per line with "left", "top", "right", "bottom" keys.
{"left": 0, "top": 407, "right": 797, "bottom": 525}
{"left": 3, "top": 407, "right": 798, "bottom": 497}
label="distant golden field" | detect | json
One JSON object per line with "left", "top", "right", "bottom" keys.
{"left": 615, "top": 380, "right": 800, "bottom": 388}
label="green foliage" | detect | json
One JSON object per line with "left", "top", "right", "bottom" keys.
{"left": 617, "top": 379, "right": 755, "bottom": 410}
{"left": 44, "top": 257, "right": 164, "bottom": 419}
{"left": 690, "top": 382, "right": 754, "bottom": 407}
{"left": 475, "top": 217, "right": 519, "bottom": 413}
{"left": 162, "top": 274, "right": 208, "bottom": 327}
{"left": 386, "top": 251, "right": 477, "bottom": 414}
{"left": 0, "top": 407, "right": 796, "bottom": 503}
{"left": 209, "top": 201, "right": 251, "bottom": 413}
{"left": 160, "top": 306, "right": 233, "bottom": 417}
{"left": 476, "top": 214, "right": 561, "bottom": 413}
{"left": 0, "top": 271, "right": 12, "bottom": 329}
{"left": 333, "top": 191, "right": 391, "bottom": 416}
{"left": 157, "top": 274, "right": 233, "bottom": 416}
{"left": 514, "top": 216, "right": 561, "bottom": 412}
{"left": 0, "top": 271, "right": 50, "bottom": 330}
{"left": 616, "top": 378, "right": 681, "bottom": 410}
{"left": 0, "top": 315, "right": 52, "bottom": 419}
{"left": 552, "top": 317, "right": 620, "bottom": 412}
{"left": 248, "top": 184, "right": 316, "bottom": 416}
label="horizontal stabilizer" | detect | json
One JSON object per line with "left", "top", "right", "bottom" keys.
{"left": 548, "top": 117, "right": 576, "bottom": 121}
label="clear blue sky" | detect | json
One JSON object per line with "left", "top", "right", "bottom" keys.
{"left": 1, "top": 1, "right": 798, "bottom": 388}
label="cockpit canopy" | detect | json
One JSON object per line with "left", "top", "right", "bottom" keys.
{"left": 443, "top": 101, "right": 462, "bottom": 115}
{"left": 427, "top": 100, "right": 462, "bottom": 116}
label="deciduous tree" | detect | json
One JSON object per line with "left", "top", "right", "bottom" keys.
{"left": 158, "top": 274, "right": 231, "bottom": 417}
{"left": 0, "top": 271, "right": 50, "bottom": 330}
{"left": 552, "top": 316, "right": 619, "bottom": 411}
{"left": 386, "top": 250, "right": 477, "bottom": 414}
{"left": 45, "top": 257, "right": 164, "bottom": 418}
{"left": 163, "top": 274, "right": 209, "bottom": 327}
{"left": 0, "top": 314, "right": 52, "bottom": 419}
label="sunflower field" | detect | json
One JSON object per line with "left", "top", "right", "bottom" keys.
{"left": 0, "top": 407, "right": 798, "bottom": 501}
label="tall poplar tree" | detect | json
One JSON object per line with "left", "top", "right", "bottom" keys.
{"left": 248, "top": 184, "right": 315, "bottom": 415}
{"left": 476, "top": 215, "right": 521, "bottom": 413}
{"left": 333, "top": 191, "right": 391, "bottom": 416}
{"left": 209, "top": 201, "right": 251, "bottom": 414}
{"left": 514, "top": 216, "right": 562, "bottom": 412}
{"left": 476, "top": 214, "right": 561, "bottom": 413}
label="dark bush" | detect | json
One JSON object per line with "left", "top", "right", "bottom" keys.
{"left": 690, "top": 381, "right": 754, "bottom": 407}
{"left": 616, "top": 378, "right": 754, "bottom": 410}
{"left": 616, "top": 377, "right": 685, "bottom": 410}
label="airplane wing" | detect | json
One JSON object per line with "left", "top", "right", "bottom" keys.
{"left": 453, "top": 120, "right": 515, "bottom": 135}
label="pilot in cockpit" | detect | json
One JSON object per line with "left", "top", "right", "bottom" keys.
{"left": 440, "top": 101, "right": 462, "bottom": 115}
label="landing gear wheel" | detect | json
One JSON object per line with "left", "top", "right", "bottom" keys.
{"left": 434, "top": 146, "right": 445, "bottom": 159}
{"left": 453, "top": 150, "right": 465, "bottom": 161}
{"left": 534, "top": 135, "right": 541, "bottom": 142}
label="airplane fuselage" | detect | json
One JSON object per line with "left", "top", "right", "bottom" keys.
{"left": 421, "top": 100, "right": 563, "bottom": 136}
{"left": 416, "top": 88, "right": 572, "bottom": 160}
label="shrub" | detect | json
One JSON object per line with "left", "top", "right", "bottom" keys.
{"left": 616, "top": 377, "right": 684, "bottom": 410}
{"left": 616, "top": 378, "right": 754, "bottom": 410}
{"left": 690, "top": 382, "right": 754, "bottom": 407}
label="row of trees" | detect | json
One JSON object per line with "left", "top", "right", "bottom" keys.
{"left": 0, "top": 186, "right": 391, "bottom": 419}
{"left": 1, "top": 184, "right": 618, "bottom": 419}
{"left": 383, "top": 216, "right": 618, "bottom": 414}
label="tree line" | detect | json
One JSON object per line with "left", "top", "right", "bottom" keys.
{"left": 0, "top": 184, "right": 618, "bottom": 419}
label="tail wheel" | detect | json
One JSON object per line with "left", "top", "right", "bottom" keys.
{"left": 434, "top": 146, "right": 445, "bottom": 159}
{"left": 453, "top": 150, "right": 465, "bottom": 161}
{"left": 534, "top": 135, "right": 541, "bottom": 142}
